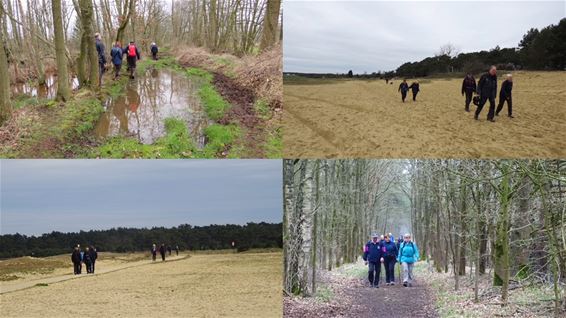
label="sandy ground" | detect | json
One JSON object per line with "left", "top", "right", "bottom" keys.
{"left": 0, "top": 252, "right": 282, "bottom": 317}
{"left": 283, "top": 71, "right": 566, "bottom": 158}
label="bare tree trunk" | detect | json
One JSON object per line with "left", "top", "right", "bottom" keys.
{"left": 52, "top": 0, "right": 70, "bottom": 101}
{"left": 259, "top": 0, "right": 280, "bottom": 51}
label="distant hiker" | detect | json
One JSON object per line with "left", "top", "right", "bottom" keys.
{"left": 175, "top": 245, "right": 179, "bottom": 256}
{"left": 71, "top": 247, "right": 82, "bottom": 275}
{"left": 496, "top": 74, "right": 513, "bottom": 118}
{"left": 95, "top": 33, "right": 107, "bottom": 86}
{"left": 123, "top": 41, "right": 141, "bottom": 79}
{"left": 385, "top": 78, "right": 389, "bottom": 84}
{"left": 475, "top": 66, "right": 498, "bottom": 122}
{"left": 388, "top": 233, "right": 395, "bottom": 243}
{"left": 151, "top": 244, "right": 157, "bottom": 261}
{"left": 408, "top": 81, "right": 420, "bottom": 101}
{"left": 150, "top": 42, "right": 159, "bottom": 60}
{"left": 398, "top": 233, "right": 420, "bottom": 287}
{"left": 110, "top": 41, "right": 123, "bottom": 80}
{"left": 84, "top": 247, "right": 93, "bottom": 274}
{"left": 167, "top": 245, "right": 172, "bottom": 256}
{"left": 461, "top": 73, "right": 477, "bottom": 112}
{"left": 363, "top": 233, "right": 384, "bottom": 288}
{"left": 382, "top": 234, "right": 398, "bottom": 285}
{"left": 396, "top": 236, "right": 403, "bottom": 250}
{"left": 398, "top": 80, "right": 409, "bottom": 102}
{"left": 90, "top": 246, "right": 98, "bottom": 273}
{"left": 159, "top": 244, "right": 166, "bottom": 261}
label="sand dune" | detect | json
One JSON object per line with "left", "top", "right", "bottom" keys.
{"left": 283, "top": 71, "right": 566, "bottom": 158}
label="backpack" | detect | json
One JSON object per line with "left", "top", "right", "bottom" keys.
{"left": 128, "top": 45, "right": 137, "bottom": 57}
{"left": 400, "top": 241, "right": 414, "bottom": 257}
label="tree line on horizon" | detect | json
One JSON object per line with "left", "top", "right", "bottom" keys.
{"left": 0, "top": 222, "right": 282, "bottom": 259}
{"left": 284, "top": 18, "right": 565, "bottom": 80}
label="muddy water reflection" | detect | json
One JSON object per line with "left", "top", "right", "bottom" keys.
{"left": 11, "top": 76, "right": 80, "bottom": 99}
{"left": 95, "top": 69, "right": 209, "bottom": 147}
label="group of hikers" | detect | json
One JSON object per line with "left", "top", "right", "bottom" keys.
{"left": 95, "top": 32, "right": 160, "bottom": 85}
{"left": 393, "top": 65, "right": 514, "bottom": 121}
{"left": 362, "top": 233, "right": 419, "bottom": 288}
{"left": 151, "top": 243, "right": 179, "bottom": 261}
{"left": 71, "top": 244, "right": 98, "bottom": 275}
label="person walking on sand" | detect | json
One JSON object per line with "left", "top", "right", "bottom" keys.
{"left": 461, "top": 73, "right": 477, "bottom": 112}
{"left": 475, "top": 66, "right": 498, "bottom": 122}
{"left": 398, "top": 80, "right": 409, "bottom": 102}
{"left": 83, "top": 246, "right": 93, "bottom": 274}
{"left": 408, "top": 81, "right": 420, "bottom": 101}
{"left": 151, "top": 244, "right": 157, "bottom": 261}
{"left": 124, "top": 41, "right": 141, "bottom": 79}
{"left": 89, "top": 246, "right": 98, "bottom": 273}
{"left": 71, "top": 247, "right": 82, "bottom": 275}
{"left": 175, "top": 245, "right": 179, "bottom": 256}
{"left": 496, "top": 74, "right": 514, "bottom": 118}
{"left": 95, "top": 33, "right": 107, "bottom": 86}
{"left": 382, "top": 234, "right": 398, "bottom": 286}
{"left": 150, "top": 42, "right": 159, "bottom": 60}
{"left": 398, "top": 233, "right": 420, "bottom": 287}
{"left": 363, "top": 233, "right": 385, "bottom": 288}
{"left": 159, "top": 243, "right": 166, "bottom": 261}
{"left": 110, "top": 41, "right": 123, "bottom": 80}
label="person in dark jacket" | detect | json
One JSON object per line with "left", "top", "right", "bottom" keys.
{"left": 167, "top": 245, "right": 172, "bottom": 256}
{"left": 408, "top": 81, "right": 420, "bottom": 101}
{"left": 461, "top": 73, "right": 477, "bottom": 112}
{"left": 123, "top": 41, "right": 141, "bottom": 79}
{"left": 363, "top": 233, "right": 384, "bottom": 288}
{"left": 496, "top": 74, "right": 514, "bottom": 118}
{"left": 95, "top": 33, "right": 107, "bottom": 86}
{"left": 175, "top": 245, "right": 179, "bottom": 256}
{"left": 90, "top": 246, "right": 98, "bottom": 273}
{"left": 71, "top": 247, "right": 82, "bottom": 275}
{"left": 151, "top": 244, "right": 157, "bottom": 261}
{"left": 150, "top": 42, "right": 159, "bottom": 60}
{"left": 83, "top": 246, "right": 93, "bottom": 273}
{"left": 398, "top": 80, "right": 409, "bottom": 102}
{"left": 110, "top": 41, "right": 123, "bottom": 80}
{"left": 382, "top": 234, "right": 399, "bottom": 285}
{"left": 159, "top": 244, "right": 166, "bottom": 261}
{"left": 475, "top": 66, "right": 498, "bottom": 122}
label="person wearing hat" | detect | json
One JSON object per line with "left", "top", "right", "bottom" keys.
{"left": 95, "top": 33, "right": 107, "bottom": 86}
{"left": 123, "top": 41, "right": 141, "bottom": 79}
{"left": 496, "top": 74, "right": 513, "bottom": 118}
{"left": 150, "top": 42, "right": 159, "bottom": 60}
{"left": 408, "top": 81, "right": 420, "bottom": 101}
{"left": 362, "top": 233, "right": 385, "bottom": 288}
{"left": 397, "top": 233, "right": 420, "bottom": 287}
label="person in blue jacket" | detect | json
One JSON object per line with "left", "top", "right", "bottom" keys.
{"left": 382, "top": 234, "right": 398, "bottom": 285}
{"left": 398, "top": 233, "right": 420, "bottom": 287}
{"left": 110, "top": 41, "right": 123, "bottom": 80}
{"left": 363, "top": 233, "right": 384, "bottom": 288}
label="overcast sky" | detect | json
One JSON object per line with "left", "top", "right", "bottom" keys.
{"left": 0, "top": 160, "right": 282, "bottom": 236}
{"left": 284, "top": 1, "right": 566, "bottom": 73}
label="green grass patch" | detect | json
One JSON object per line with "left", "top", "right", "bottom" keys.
{"left": 265, "top": 127, "right": 282, "bottom": 159}
{"left": 199, "top": 84, "right": 230, "bottom": 120}
{"left": 11, "top": 95, "right": 51, "bottom": 109}
{"left": 314, "top": 286, "right": 334, "bottom": 303}
{"left": 137, "top": 56, "right": 181, "bottom": 74}
{"left": 254, "top": 99, "right": 271, "bottom": 120}
{"left": 58, "top": 98, "right": 104, "bottom": 142}
{"left": 186, "top": 67, "right": 214, "bottom": 83}
{"left": 202, "top": 124, "right": 240, "bottom": 157}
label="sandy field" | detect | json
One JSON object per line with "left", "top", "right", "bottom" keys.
{"left": 283, "top": 71, "right": 566, "bottom": 158}
{"left": 0, "top": 251, "right": 282, "bottom": 317}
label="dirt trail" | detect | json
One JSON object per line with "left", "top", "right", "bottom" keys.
{"left": 0, "top": 254, "right": 187, "bottom": 294}
{"left": 284, "top": 261, "right": 438, "bottom": 318}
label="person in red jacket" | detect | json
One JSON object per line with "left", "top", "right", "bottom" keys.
{"left": 123, "top": 41, "right": 141, "bottom": 79}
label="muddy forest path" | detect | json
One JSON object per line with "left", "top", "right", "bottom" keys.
{"left": 285, "top": 261, "right": 438, "bottom": 318}
{"left": 0, "top": 254, "right": 187, "bottom": 294}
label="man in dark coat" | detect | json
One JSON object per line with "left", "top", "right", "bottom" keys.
{"left": 150, "top": 42, "right": 159, "bottom": 60}
{"left": 175, "top": 245, "right": 179, "bottom": 256}
{"left": 90, "top": 246, "right": 98, "bottom": 273}
{"left": 71, "top": 247, "right": 82, "bottom": 275}
{"left": 496, "top": 74, "right": 514, "bottom": 118}
{"left": 159, "top": 244, "right": 166, "bottom": 261}
{"left": 398, "top": 80, "right": 409, "bottom": 102}
{"left": 95, "top": 33, "right": 107, "bottom": 86}
{"left": 362, "top": 233, "right": 385, "bottom": 288}
{"left": 461, "top": 73, "right": 477, "bottom": 112}
{"left": 408, "top": 81, "right": 420, "bottom": 101}
{"left": 83, "top": 247, "right": 93, "bottom": 273}
{"left": 475, "top": 66, "right": 498, "bottom": 122}
{"left": 110, "top": 41, "right": 123, "bottom": 80}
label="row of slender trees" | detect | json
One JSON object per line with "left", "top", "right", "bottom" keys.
{"left": 284, "top": 159, "right": 565, "bottom": 316}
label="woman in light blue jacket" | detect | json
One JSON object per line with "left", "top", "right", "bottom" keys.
{"left": 397, "top": 233, "right": 419, "bottom": 287}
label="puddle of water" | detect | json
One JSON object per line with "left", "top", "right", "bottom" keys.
{"left": 11, "top": 75, "right": 79, "bottom": 99}
{"left": 95, "top": 69, "right": 210, "bottom": 147}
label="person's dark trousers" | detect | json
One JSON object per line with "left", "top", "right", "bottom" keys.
{"left": 401, "top": 92, "right": 407, "bottom": 102}
{"left": 99, "top": 62, "right": 105, "bottom": 85}
{"left": 127, "top": 57, "right": 136, "bottom": 78}
{"left": 384, "top": 257, "right": 396, "bottom": 283}
{"left": 152, "top": 254, "right": 156, "bottom": 261}
{"left": 114, "top": 64, "right": 121, "bottom": 79}
{"left": 91, "top": 260, "right": 96, "bottom": 273}
{"left": 412, "top": 92, "right": 418, "bottom": 101}
{"left": 161, "top": 254, "right": 165, "bottom": 261}
{"left": 152, "top": 52, "right": 157, "bottom": 60}
{"left": 368, "top": 261, "right": 381, "bottom": 286}
{"left": 78, "top": 262, "right": 82, "bottom": 274}
{"left": 73, "top": 262, "right": 81, "bottom": 274}
{"left": 85, "top": 262, "right": 92, "bottom": 273}
{"left": 464, "top": 91, "right": 473, "bottom": 111}
{"left": 496, "top": 96, "right": 512, "bottom": 116}
{"left": 475, "top": 96, "right": 496, "bottom": 120}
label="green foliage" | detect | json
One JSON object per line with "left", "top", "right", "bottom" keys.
{"left": 137, "top": 56, "right": 181, "bottom": 74}
{"left": 199, "top": 84, "right": 230, "bottom": 120}
{"left": 265, "top": 127, "right": 282, "bottom": 159}
{"left": 202, "top": 124, "right": 240, "bottom": 157}
{"left": 186, "top": 67, "right": 214, "bottom": 83}
{"left": 314, "top": 286, "right": 334, "bottom": 303}
{"left": 254, "top": 99, "right": 271, "bottom": 120}
{"left": 58, "top": 98, "right": 104, "bottom": 142}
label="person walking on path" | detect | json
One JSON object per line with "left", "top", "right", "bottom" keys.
{"left": 124, "top": 41, "right": 141, "bottom": 79}
{"left": 408, "top": 81, "right": 420, "bottom": 101}
{"left": 461, "top": 73, "right": 477, "bottom": 112}
{"left": 150, "top": 42, "right": 159, "bottom": 60}
{"left": 83, "top": 247, "right": 93, "bottom": 273}
{"left": 475, "top": 66, "right": 498, "bottom": 122}
{"left": 175, "top": 245, "right": 179, "bottom": 256}
{"left": 159, "top": 244, "right": 166, "bottom": 261}
{"left": 382, "top": 234, "right": 398, "bottom": 285}
{"left": 151, "top": 244, "right": 157, "bottom": 261}
{"left": 496, "top": 74, "right": 514, "bottom": 118}
{"left": 167, "top": 245, "right": 172, "bottom": 256}
{"left": 363, "top": 233, "right": 385, "bottom": 288}
{"left": 90, "top": 246, "right": 98, "bottom": 273}
{"left": 398, "top": 80, "right": 409, "bottom": 102}
{"left": 110, "top": 41, "right": 123, "bottom": 80}
{"left": 95, "top": 33, "right": 107, "bottom": 86}
{"left": 71, "top": 247, "right": 82, "bottom": 275}
{"left": 398, "top": 233, "right": 420, "bottom": 287}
